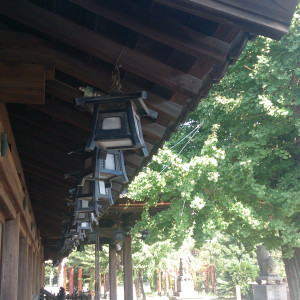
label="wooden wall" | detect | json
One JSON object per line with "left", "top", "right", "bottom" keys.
{"left": 0, "top": 103, "right": 44, "bottom": 300}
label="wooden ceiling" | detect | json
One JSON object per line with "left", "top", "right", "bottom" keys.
{"left": 0, "top": 0, "right": 297, "bottom": 259}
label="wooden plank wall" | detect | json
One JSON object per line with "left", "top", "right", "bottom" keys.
{"left": 0, "top": 103, "right": 44, "bottom": 300}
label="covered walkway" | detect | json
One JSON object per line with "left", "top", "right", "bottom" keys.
{"left": 0, "top": 1, "right": 297, "bottom": 300}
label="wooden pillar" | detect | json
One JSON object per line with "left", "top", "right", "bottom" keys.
{"left": 0, "top": 222, "right": 3, "bottom": 263}
{"left": 95, "top": 236, "right": 100, "bottom": 300}
{"left": 78, "top": 266, "right": 83, "bottom": 294}
{"left": 36, "top": 254, "right": 41, "bottom": 294}
{"left": 165, "top": 270, "right": 169, "bottom": 295}
{"left": 41, "top": 261, "right": 45, "bottom": 288}
{"left": 103, "top": 273, "right": 106, "bottom": 293}
{"left": 157, "top": 269, "right": 162, "bottom": 295}
{"left": 99, "top": 273, "right": 102, "bottom": 295}
{"left": 18, "top": 237, "right": 28, "bottom": 299}
{"left": 27, "top": 245, "right": 33, "bottom": 300}
{"left": 0, "top": 215, "right": 20, "bottom": 300}
{"left": 123, "top": 234, "right": 133, "bottom": 300}
{"left": 69, "top": 266, "right": 74, "bottom": 295}
{"left": 63, "top": 264, "right": 67, "bottom": 290}
{"left": 109, "top": 244, "right": 117, "bottom": 300}
{"left": 32, "top": 251, "right": 37, "bottom": 297}
{"left": 90, "top": 268, "right": 93, "bottom": 295}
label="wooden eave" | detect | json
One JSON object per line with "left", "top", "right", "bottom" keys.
{"left": 0, "top": 0, "right": 297, "bottom": 260}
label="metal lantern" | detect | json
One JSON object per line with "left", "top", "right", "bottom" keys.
{"left": 74, "top": 211, "right": 90, "bottom": 223}
{"left": 78, "top": 179, "right": 113, "bottom": 207}
{"left": 141, "top": 229, "right": 149, "bottom": 240}
{"left": 114, "top": 230, "right": 125, "bottom": 243}
{"left": 77, "top": 221, "right": 92, "bottom": 232}
{"left": 75, "top": 91, "right": 158, "bottom": 156}
{"left": 75, "top": 200, "right": 95, "bottom": 214}
{"left": 82, "top": 149, "right": 128, "bottom": 183}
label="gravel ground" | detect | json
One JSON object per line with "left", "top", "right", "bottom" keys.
{"left": 146, "top": 294, "right": 222, "bottom": 300}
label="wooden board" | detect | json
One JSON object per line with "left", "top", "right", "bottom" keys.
{"left": 0, "top": 0, "right": 203, "bottom": 97}
{"left": 0, "top": 215, "right": 20, "bottom": 300}
{"left": 154, "top": 0, "right": 297, "bottom": 39}
{"left": 0, "top": 63, "right": 45, "bottom": 104}
{"left": 71, "top": 0, "right": 230, "bottom": 64}
{"left": 0, "top": 31, "right": 55, "bottom": 80}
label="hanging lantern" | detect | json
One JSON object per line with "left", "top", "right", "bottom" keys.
{"left": 78, "top": 180, "right": 113, "bottom": 207}
{"left": 141, "top": 229, "right": 149, "bottom": 240}
{"left": 65, "top": 149, "right": 128, "bottom": 184}
{"left": 114, "top": 230, "right": 125, "bottom": 243}
{"left": 77, "top": 221, "right": 93, "bottom": 232}
{"left": 74, "top": 211, "right": 90, "bottom": 223}
{"left": 75, "top": 91, "right": 158, "bottom": 156}
{"left": 74, "top": 200, "right": 97, "bottom": 215}
{"left": 83, "top": 149, "right": 128, "bottom": 183}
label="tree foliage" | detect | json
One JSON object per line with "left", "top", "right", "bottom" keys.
{"left": 129, "top": 9, "right": 300, "bottom": 257}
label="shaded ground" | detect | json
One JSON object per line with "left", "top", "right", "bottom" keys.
{"left": 147, "top": 295, "right": 222, "bottom": 300}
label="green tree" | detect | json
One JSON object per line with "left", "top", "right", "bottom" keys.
{"left": 129, "top": 8, "right": 300, "bottom": 299}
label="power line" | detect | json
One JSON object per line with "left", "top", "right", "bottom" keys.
{"left": 169, "top": 122, "right": 203, "bottom": 150}
{"left": 160, "top": 122, "right": 204, "bottom": 174}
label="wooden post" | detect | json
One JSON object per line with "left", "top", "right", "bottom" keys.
{"left": 78, "top": 266, "right": 83, "bottom": 294}
{"left": 95, "top": 236, "right": 100, "bottom": 300}
{"left": 69, "top": 266, "right": 74, "bottom": 296}
{"left": 27, "top": 244, "right": 33, "bottom": 300}
{"left": 18, "top": 237, "right": 28, "bottom": 299}
{"left": 99, "top": 273, "right": 102, "bottom": 295}
{"left": 157, "top": 269, "right": 161, "bottom": 295}
{"left": 211, "top": 266, "right": 215, "bottom": 293}
{"left": 32, "top": 251, "right": 37, "bottom": 297}
{"left": 109, "top": 244, "right": 117, "bottom": 300}
{"left": 63, "top": 264, "right": 67, "bottom": 290}
{"left": 165, "top": 270, "right": 169, "bottom": 295}
{"left": 123, "top": 235, "right": 133, "bottom": 300}
{"left": 90, "top": 268, "right": 93, "bottom": 295}
{"left": 103, "top": 273, "right": 106, "bottom": 294}
{"left": 0, "top": 223, "right": 3, "bottom": 260}
{"left": 58, "top": 262, "right": 62, "bottom": 287}
{"left": 0, "top": 215, "right": 20, "bottom": 300}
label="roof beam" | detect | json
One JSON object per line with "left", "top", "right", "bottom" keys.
{"left": 154, "top": 0, "right": 298, "bottom": 40}
{"left": 11, "top": 119, "right": 73, "bottom": 152}
{"left": 14, "top": 134, "right": 82, "bottom": 171}
{"left": 46, "top": 80, "right": 182, "bottom": 121}
{"left": 71, "top": 0, "right": 230, "bottom": 65}
{"left": 9, "top": 105, "right": 88, "bottom": 144}
{"left": 0, "top": 0, "right": 203, "bottom": 97}
{"left": 0, "top": 31, "right": 55, "bottom": 80}
{"left": 32, "top": 98, "right": 166, "bottom": 141}
{"left": 0, "top": 62, "right": 45, "bottom": 104}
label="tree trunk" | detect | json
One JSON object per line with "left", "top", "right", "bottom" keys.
{"left": 139, "top": 269, "right": 146, "bottom": 300}
{"left": 282, "top": 247, "right": 300, "bottom": 300}
{"left": 134, "top": 269, "right": 146, "bottom": 300}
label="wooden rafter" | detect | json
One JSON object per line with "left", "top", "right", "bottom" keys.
{"left": 154, "top": 0, "right": 298, "bottom": 39}
{"left": 0, "top": 0, "right": 203, "bottom": 97}
{"left": 0, "top": 62, "right": 45, "bottom": 104}
{"left": 70, "top": 0, "right": 230, "bottom": 65}
{"left": 0, "top": 31, "right": 55, "bottom": 80}
{"left": 46, "top": 80, "right": 182, "bottom": 121}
